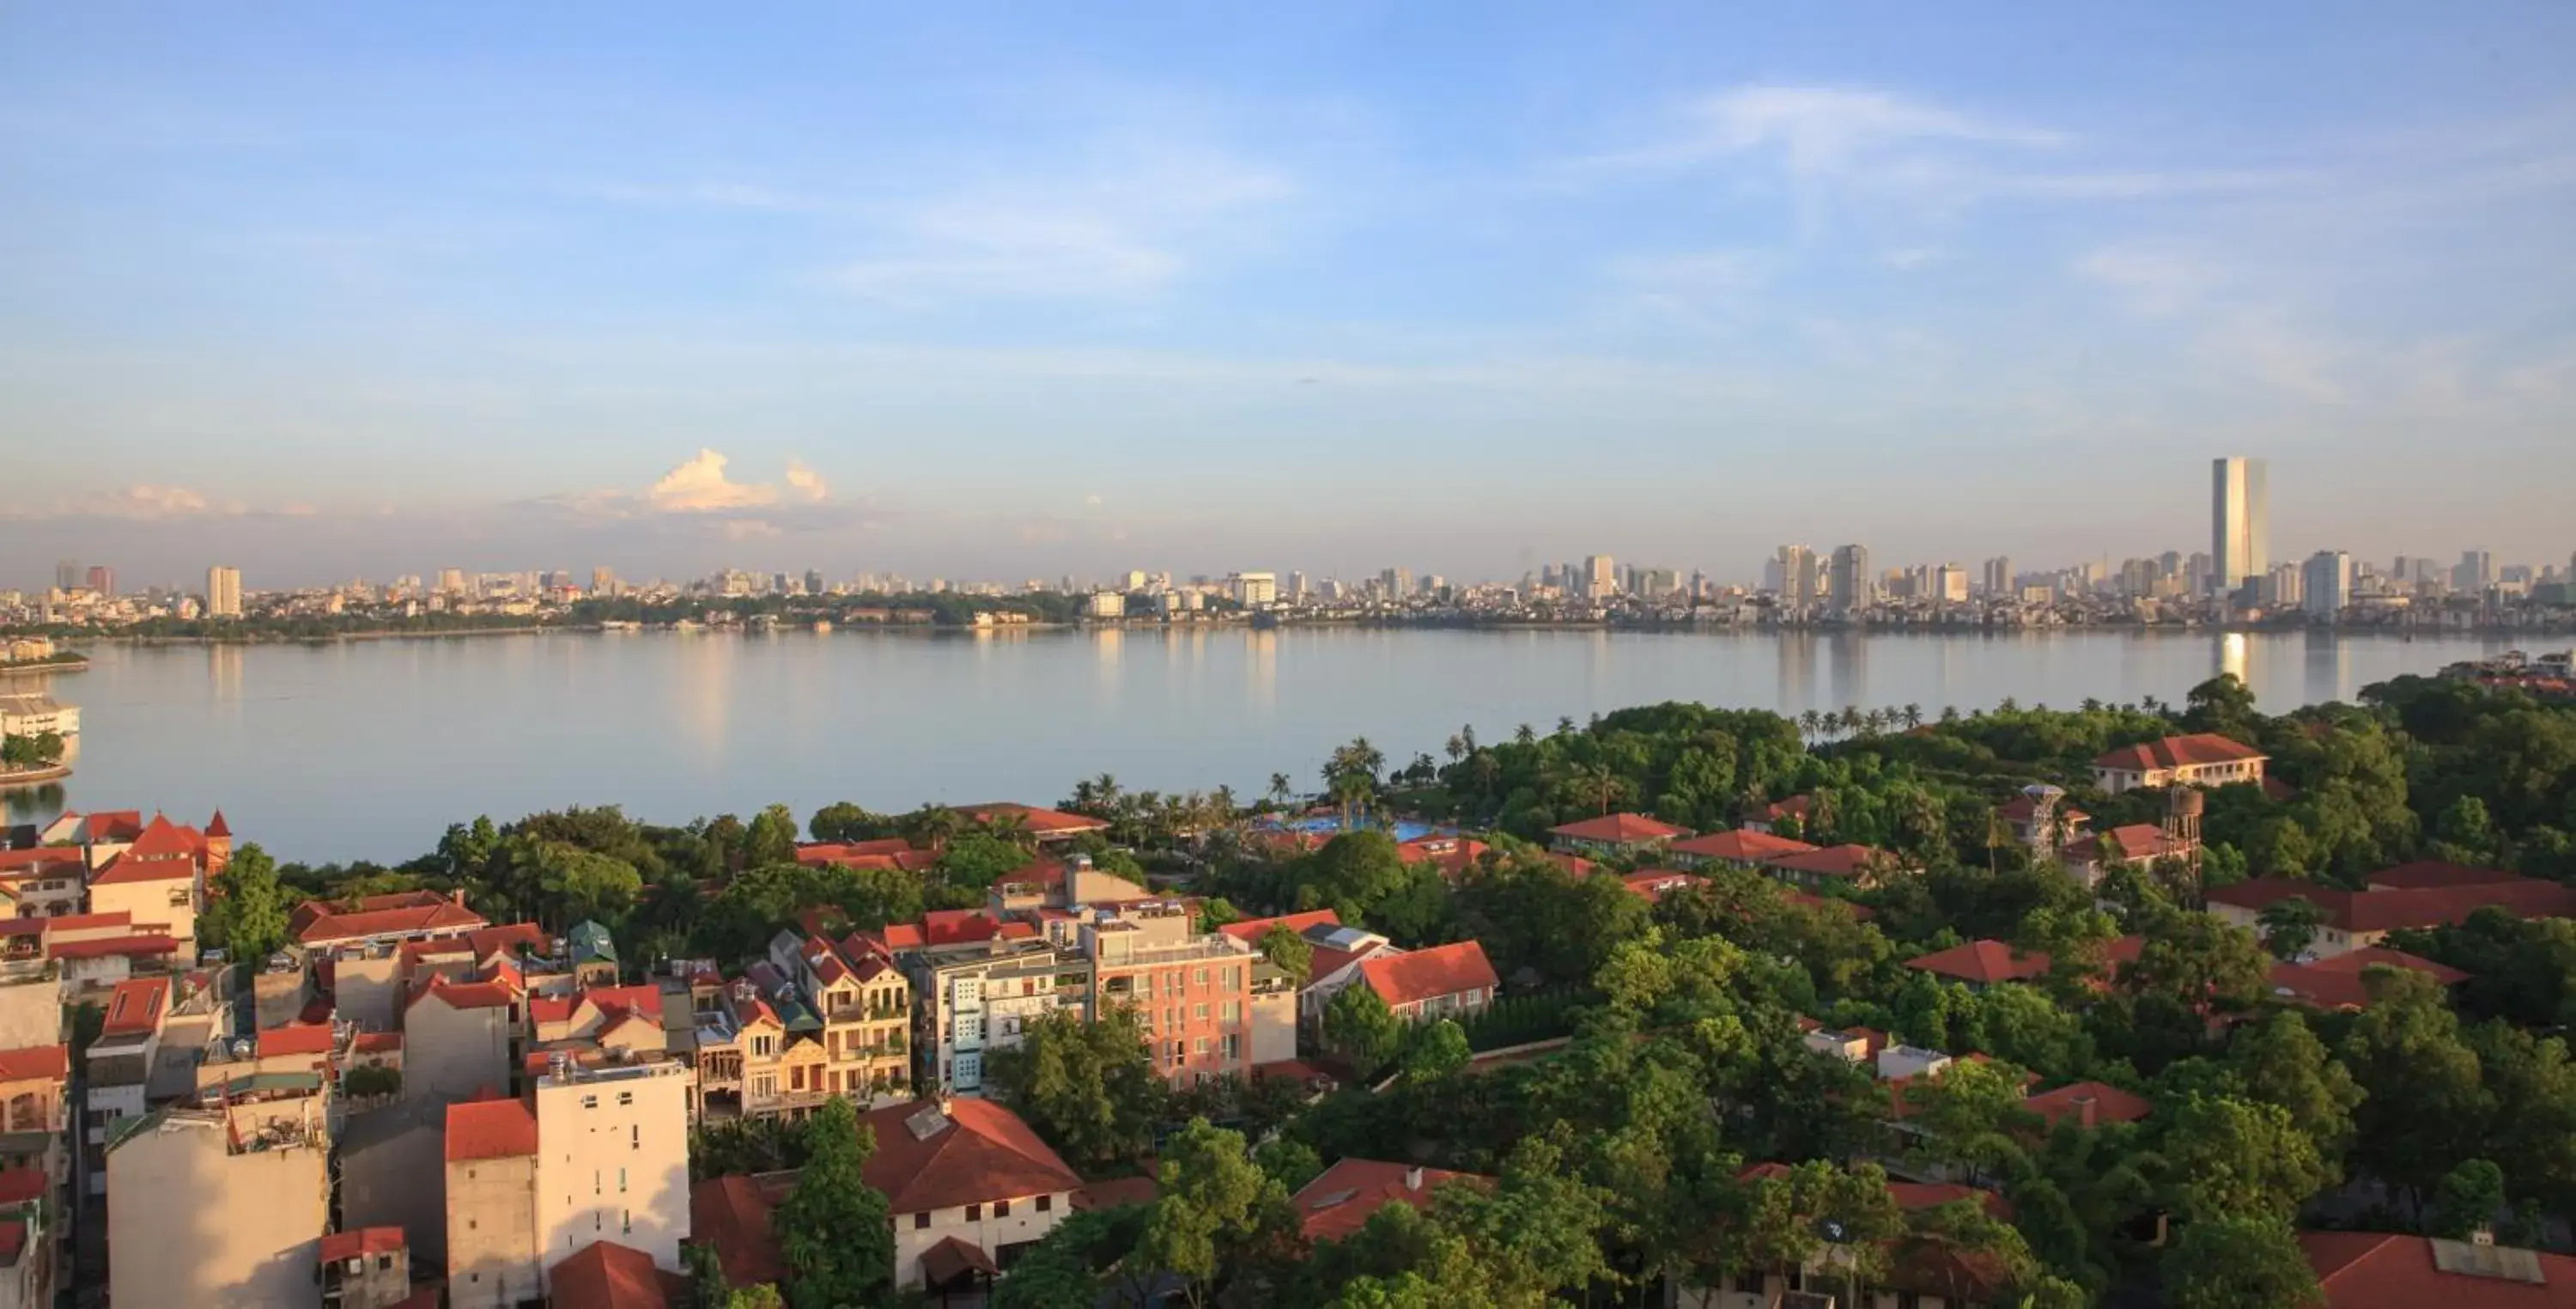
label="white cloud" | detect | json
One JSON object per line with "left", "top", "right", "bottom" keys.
{"left": 2077, "top": 246, "right": 2228, "bottom": 316}
{"left": 89, "top": 484, "right": 213, "bottom": 518}
{"left": 783, "top": 460, "right": 829, "bottom": 503}
{"left": 647, "top": 448, "right": 779, "bottom": 513}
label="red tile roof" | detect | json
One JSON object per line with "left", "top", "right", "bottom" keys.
{"left": 2093, "top": 733, "right": 2266, "bottom": 772}
{"left": 0, "top": 1045, "right": 69, "bottom": 1082}
{"left": 1744, "top": 795, "right": 1814, "bottom": 825}
{"left": 2069, "top": 824, "right": 2190, "bottom": 865}
{"left": 1216, "top": 910, "right": 1341, "bottom": 945}
{"left": 1358, "top": 941, "right": 1499, "bottom": 1009}
{"left": 1996, "top": 794, "right": 2089, "bottom": 827}
{"left": 101, "top": 977, "right": 169, "bottom": 1037}
{"left": 89, "top": 849, "right": 197, "bottom": 885}
{"left": 1668, "top": 829, "right": 1820, "bottom": 864}
{"left": 294, "top": 892, "right": 488, "bottom": 947}
{"left": 1543, "top": 852, "right": 1598, "bottom": 878}
{"left": 534, "top": 983, "right": 663, "bottom": 1028}
{"left": 445, "top": 1098, "right": 538, "bottom": 1161}
{"left": 860, "top": 1098, "right": 1083, "bottom": 1215}
{"left": 410, "top": 971, "right": 519, "bottom": 1014}
{"left": 2364, "top": 861, "right": 2524, "bottom": 891}
{"left": 1622, "top": 871, "right": 1704, "bottom": 904}
{"left": 2023, "top": 1081, "right": 2155, "bottom": 1129}
{"left": 1886, "top": 1179, "right": 2014, "bottom": 1221}
{"left": 953, "top": 803, "right": 1109, "bottom": 836}
{"left": 1765, "top": 843, "right": 1899, "bottom": 880}
{"left": 550, "top": 1239, "right": 681, "bottom": 1309}
{"left": 205, "top": 810, "right": 230, "bottom": 837}
{"left": 351, "top": 1031, "right": 404, "bottom": 1054}
{"left": 690, "top": 1173, "right": 794, "bottom": 1288}
{"left": 1394, "top": 836, "right": 1491, "bottom": 879}
{"left": 50, "top": 933, "right": 179, "bottom": 961}
{"left": 1547, "top": 813, "right": 1691, "bottom": 844}
{"left": 119, "top": 813, "right": 204, "bottom": 864}
{"left": 259, "top": 1022, "right": 337, "bottom": 1058}
{"left": 2267, "top": 948, "right": 2470, "bottom": 1012}
{"left": 319, "top": 1227, "right": 405, "bottom": 1263}
{"left": 37, "top": 911, "right": 130, "bottom": 934}
{"left": 0, "top": 848, "right": 85, "bottom": 876}
{"left": 1904, "top": 940, "right": 2050, "bottom": 985}
{"left": 2300, "top": 1230, "right": 2575, "bottom": 1307}
{"left": 2207, "top": 875, "right": 2576, "bottom": 935}
{"left": 1293, "top": 1158, "right": 1490, "bottom": 1242}
{"left": 82, "top": 812, "right": 146, "bottom": 843}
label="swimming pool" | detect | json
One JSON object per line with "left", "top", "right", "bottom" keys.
{"left": 1263, "top": 815, "right": 1443, "bottom": 843}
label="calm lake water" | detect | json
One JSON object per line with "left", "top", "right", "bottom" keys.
{"left": 4, "top": 628, "right": 2522, "bottom": 864}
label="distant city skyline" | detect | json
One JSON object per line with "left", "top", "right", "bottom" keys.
{"left": 7, "top": 6, "right": 2576, "bottom": 579}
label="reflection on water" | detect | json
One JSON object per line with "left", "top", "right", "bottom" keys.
{"left": 27, "top": 629, "right": 2515, "bottom": 862}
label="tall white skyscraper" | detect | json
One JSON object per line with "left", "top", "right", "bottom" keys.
{"left": 1583, "top": 555, "right": 1617, "bottom": 599}
{"left": 1775, "top": 545, "right": 1815, "bottom": 611}
{"left": 1982, "top": 557, "right": 2012, "bottom": 597}
{"left": 1829, "top": 545, "right": 1873, "bottom": 614}
{"left": 2302, "top": 551, "right": 2351, "bottom": 619}
{"left": 206, "top": 565, "right": 242, "bottom": 618}
{"left": 2211, "top": 457, "right": 2269, "bottom": 596}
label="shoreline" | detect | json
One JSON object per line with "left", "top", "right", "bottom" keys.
{"left": 0, "top": 763, "right": 71, "bottom": 790}
{"left": 0, "top": 657, "right": 88, "bottom": 678}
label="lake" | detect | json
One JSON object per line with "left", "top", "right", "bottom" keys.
{"left": 3, "top": 627, "right": 2521, "bottom": 863}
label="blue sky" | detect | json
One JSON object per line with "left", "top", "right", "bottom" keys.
{"left": 5, "top": 2, "right": 2574, "bottom": 588}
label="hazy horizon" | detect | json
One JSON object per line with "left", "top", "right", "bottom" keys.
{"left": 7, "top": 3, "right": 2575, "bottom": 588}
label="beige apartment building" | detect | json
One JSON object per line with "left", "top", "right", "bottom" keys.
{"left": 405, "top": 971, "right": 521, "bottom": 1102}
{"left": 445, "top": 1097, "right": 542, "bottom": 1309}
{"left": 532, "top": 1062, "right": 691, "bottom": 1287}
{"left": 105, "top": 1079, "right": 331, "bottom": 1309}
{"left": 765, "top": 933, "right": 913, "bottom": 1105}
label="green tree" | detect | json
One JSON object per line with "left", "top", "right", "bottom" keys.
{"left": 745, "top": 803, "right": 801, "bottom": 868}
{"left": 2181, "top": 673, "right": 2260, "bottom": 742}
{"left": 2165, "top": 1214, "right": 2323, "bottom": 1309}
{"left": 2339, "top": 968, "right": 2493, "bottom": 1207}
{"left": 774, "top": 1098, "right": 893, "bottom": 1309}
{"left": 2430, "top": 1158, "right": 2506, "bottom": 1239}
{"left": 2227, "top": 1010, "right": 2363, "bottom": 1172}
{"left": 808, "top": 801, "right": 891, "bottom": 843}
{"left": 1135, "top": 1119, "right": 1281, "bottom": 1309}
{"left": 203, "top": 842, "right": 293, "bottom": 962}
{"left": 2163, "top": 1093, "right": 2330, "bottom": 1223}
{"left": 983, "top": 1007, "right": 1165, "bottom": 1168}
{"left": 1197, "top": 898, "right": 1243, "bottom": 933}
{"left": 2257, "top": 897, "right": 2330, "bottom": 961}
{"left": 1401, "top": 1019, "right": 1471, "bottom": 1085}
{"left": 1323, "top": 984, "right": 1405, "bottom": 1081}
{"left": 725, "top": 1288, "right": 786, "bottom": 1309}
{"left": 1256, "top": 922, "right": 1315, "bottom": 987}
{"left": 537, "top": 844, "right": 644, "bottom": 925}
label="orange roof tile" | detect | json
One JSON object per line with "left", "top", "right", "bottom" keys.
{"left": 1547, "top": 813, "right": 1691, "bottom": 843}
{"left": 1668, "top": 829, "right": 1820, "bottom": 864}
{"left": 1765, "top": 843, "right": 1899, "bottom": 880}
{"left": 550, "top": 1239, "right": 681, "bottom": 1309}
{"left": 2267, "top": 948, "right": 2470, "bottom": 1011}
{"left": 1215, "top": 909, "right": 1341, "bottom": 944}
{"left": 101, "top": 977, "right": 169, "bottom": 1036}
{"left": 2300, "top": 1230, "right": 2575, "bottom": 1307}
{"left": 1358, "top": 941, "right": 1498, "bottom": 1009}
{"left": 690, "top": 1173, "right": 794, "bottom": 1287}
{"left": 2093, "top": 733, "right": 2266, "bottom": 772}
{"left": 52, "top": 934, "right": 179, "bottom": 962}
{"left": 319, "top": 1227, "right": 405, "bottom": 1263}
{"left": 258, "top": 1022, "right": 337, "bottom": 1058}
{"left": 1293, "top": 1158, "right": 1490, "bottom": 1242}
{"left": 445, "top": 1098, "right": 538, "bottom": 1161}
{"left": 1904, "top": 940, "right": 2050, "bottom": 985}
{"left": 2022, "top": 1081, "right": 2154, "bottom": 1129}
{"left": 953, "top": 803, "right": 1109, "bottom": 836}
{"left": 2208, "top": 875, "right": 2576, "bottom": 935}
{"left": 860, "top": 1098, "right": 1083, "bottom": 1215}
{"left": 0, "top": 1045, "right": 69, "bottom": 1082}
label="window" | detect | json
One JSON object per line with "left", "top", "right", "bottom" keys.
{"left": 996, "top": 1198, "right": 1011, "bottom": 1216}
{"left": 1036, "top": 1195, "right": 1052, "bottom": 1213}
{"left": 623, "top": 1209, "right": 632, "bottom": 1235}
{"left": 580, "top": 1094, "right": 598, "bottom": 1109}
{"left": 1194, "top": 967, "right": 1209, "bottom": 988}
{"left": 632, "top": 1125, "right": 640, "bottom": 1149}
{"left": 914, "top": 1212, "right": 932, "bottom": 1230}
{"left": 617, "top": 1091, "right": 632, "bottom": 1105}
{"left": 1733, "top": 1272, "right": 1764, "bottom": 1294}
{"left": 1222, "top": 1033, "right": 1240, "bottom": 1061}
{"left": 1194, "top": 1003, "right": 1208, "bottom": 1022}
{"left": 1194, "top": 1038, "right": 1210, "bottom": 1056}
{"left": 619, "top": 1167, "right": 628, "bottom": 1193}
{"left": 594, "top": 1170, "right": 602, "bottom": 1196}
{"left": 378, "top": 1255, "right": 393, "bottom": 1271}
{"left": 967, "top": 1203, "right": 981, "bottom": 1221}
{"left": 1222, "top": 1002, "right": 1240, "bottom": 1024}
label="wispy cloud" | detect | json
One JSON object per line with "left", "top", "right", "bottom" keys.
{"left": 576, "top": 180, "right": 832, "bottom": 213}
{"left": 2076, "top": 245, "right": 2229, "bottom": 316}
{"left": 823, "top": 147, "right": 1294, "bottom": 304}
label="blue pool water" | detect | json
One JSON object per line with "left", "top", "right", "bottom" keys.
{"left": 1266, "top": 815, "right": 1441, "bottom": 842}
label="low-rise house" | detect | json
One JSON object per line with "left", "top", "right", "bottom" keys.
{"left": 763, "top": 932, "right": 911, "bottom": 1105}
{"left": 0, "top": 849, "right": 86, "bottom": 920}
{"left": 866, "top": 1098, "right": 1084, "bottom": 1293}
{"left": 404, "top": 970, "right": 522, "bottom": 1102}
{"left": 1996, "top": 791, "right": 2088, "bottom": 847}
{"left": 2265, "top": 948, "right": 2470, "bottom": 1011}
{"left": 319, "top": 1227, "right": 413, "bottom": 1309}
{"left": 105, "top": 1074, "right": 331, "bottom": 1309}
{"left": 290, "top": 890, "right": 489, "bottom": 959}
{"left": 2021, "top": 1081, "right": 2154, "bottom": 1131}
{"left": 1292, "top": 1158, "right": 1489, "bottom": 1242}
{"left": 84, "top": 813, "right": 216, "bottom": 949}
{"left": 1354, "top": 941, "right": 1498, "bottom": 1023}
{"left": 2207, "top": 872, "right": 2576, "bottom": 959}
{"left": 1763, "top": 843, "right": 1905, "bottom": 891}
{"left": 447, "top": 1096, "right": 543, "bottom": 1309}
{"left": 951, "top": 802, "right": 1111, "bottom": 843}
{"left": 1739, "top": 795, "right": 1814, "bottom": 835}
{"left": 1666, "top": 828, "right": 1819, "bottom": 871}
{"left": 2090, "top": 733, "right": 2267, "bottom": 794}
{"left": 1900, "top": 937, "right": 2144, "bottom": 992}
{"left": 0, "top": 1166, "right": 53, "bottom": 1309}
{"left": 1623, "top": 870, "right": 1704, "bottom": 904}
{"left": 2299, "top": 1230, "right": 2573, "bottom": 1307}
{"left": 1294, "top": 924, "right": 1400, "bottom": 1027}
{"left": 1394, "top": 835, "right": 1491, "bottom": 881}
{"left": 550, "top": 1239, "right": 685, "bottom": 1309}
{"left": 1547, "top": 813, "right": 1692, "bottom": 859}
{"left": 2058, "top": 824, "right": 2196, "bottom": 886}
{"left": 1677, "top": 1164, "right": 2016, "bottom": 1309}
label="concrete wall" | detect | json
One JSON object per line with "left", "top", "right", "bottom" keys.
{"left": 404, "top": 996, "right": 512, "bottom": 1103}
{"left": 332, "top": 954, "right": 402, "bottom": 1032}
{"left": 534, "top": 1068, "right": 690, "bottom": 1282}
{"left": 339, "top": 1099, "right": 449, "bottom": 1270}
{"left": 0, "top": 983, "right": 58, "bottom": 1050}
{"left": 893, "top": 1190, "right": 1072, "bottom": 1289}
{"left": 1250, "top": 989, "right": 1297, "bottom": 1065}
{"left": 446, "top": 1154, "right": 538, "bottom": 1309}
{"left": 106, "top": 1116, "right": 325, "bottom": 1309}
{"left": 90, "top": 877, "right": 197, "bottom": 947}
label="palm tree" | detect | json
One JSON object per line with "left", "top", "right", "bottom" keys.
{"left": 1266, "top": 772, "right": 1296, "bottom": 814}
{"left": 1458, "top": 723, "right": 1478, "bottom": 754}
{"left": 1555, "top": 715, "right": 1577, "bottom": 735}
{"left": 1940, "top": 704, "right": 1961, "bottom": 725}
{"left": 1862, "top": 708, "right": 1888, "bottom": 737}
{"left": 1089, "top": 773, "right": 1125, "bottom": 814}
{"left": 1902, "top": 703, "right": 1924, "bottom": 730}
{"left": 1579, "top": 763, "right": 1623, "bottom": 815}
{"left": 1514, "top": 722, "right": 1537, "bottom": 746}
{"left": 1329, "top": 770, "right": 1374, "bottom": 828}
{"left": 984, "top": 809, "right": 1036, "bottom": 852}
{"left": 1209, "top": 785, "right": 1240, "bottom": 831}
{"left": 1798, "top": 709, "right": 1824, "bottom": 743}
{"left": 1445, "top": 734, "right": 1467, "bottom": 764}
{"left": 1838, "top": 705, "right": 1863, "bottom": 739}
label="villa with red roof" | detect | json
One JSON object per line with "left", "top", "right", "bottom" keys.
{"left": 86, "top": 813, "right": 216, "bottom": 949}
{"left": 1680, "top": 1165, "right": 2018, "bottom": 1309}
{"left": 1902, "top": 936, "right": 2145, "bottom": 991}
{"left": 1666, "top": 827, "right": 1818, "bottom": 871}
{"left": 2023, "top": 1081, "right": 2154, "bottom": 1130}
{"left": 292, "top": 890, "right": 489, "bottom": 954}
{"left": 1355, "top": 941, "right": 1498, "bottom": 1023}
{"left": 2090, "top": 733, "right": 2268, "bottom": 794}
{"left": 1293, "top": 1158, "right": 1490, "bottom": 1242}
{"left": 1740, "top": 794, "right": 1814, "bottom": 835}
{"left": 2266, "top": 947, "right": 2470, "bottom": 1012}
{"left": 406, "top": 969, "right": 522, "bottom": 1103}
{"left": 1547, "top": 812, "right": 1692, "bottom": 858}
{"left": 2299, "top": 1230, "right": 2573, "bottom": 1307}
{"left": 2208, "top": 869, "right": 2576, "bottom": 959}
{"left": 1763, "top": 843, "right": 1907, "bottom": 890}
{"left": 951, "top": 802, "right": 1110, "bottom": 842}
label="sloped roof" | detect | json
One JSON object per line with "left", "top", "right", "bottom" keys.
{"left": 2022, "top": 1081, "right": 2155, "bottom": 1129}
{"left": 258, "top": 1022, "right": 337, "bottom": 1058}
{"left": 859, "top": 1098, "right": 1083, "bottom": 1215}
{"left": 1216, "top": 909, "right": 1340, "bottom": 945}
{"left": 2364, "top": 861, "right": 2524, "bottom": 891}
{"left": 1547, "top": 813, "right": 1690, "bottom": 843}
{"left": 100, "top": 977, "right": 169, "bottom": 1035}
{"left": 2207, "top": 875, "right": 2576, "bottom": 934}
{"left": 90, "top": 849, "right": 197, "bottom": 885}
{"left": 690, "top": 1173, "right": 794, "bottom": 1287}
{"left": 1292, "top": 1157, "right": 1489, "bottom": 1242}
{"left": 81, "top": 811, "right": 146, "bottom": 843}
{"left": 1668, "top": 829, "right": 1819, "bottom": 864}
{"left": 445, "top": 1098, "right": 538, "bottom": 1161}
{"left": 319, "top": 1227, "right": 405, "bottom": 1263}
{"left": 550, "top": 1239, "right": 681, "bottom": 1309}
{"left": 294, "top": 892, "right": 488, "bottom": 946}
{"left": 1996, "top": 794, "right": 2087, "bottom": 826}
{"left": 49, "top": 933, "right": 178, "bottom": 961}
{"left": 1765, "top": 843, "right": 1899, "bottom": 880}
{"left": 0, "top": 1166, "right": 47, "bottom": 1208}
{"left": 1358, "top": 941, "right": 1499, "bottom": 1008}
{"left": 2268, "top": 948, "right": 2470, "bottom": 1011}
{"left": 2093, "top": 733, "right": 2266, "bottom": 772}
{"left": 1904, "top": 940, "right": 2050, "bottom": 985}
{"left": 1394, "top": 836, "right": 1491, "bottom": 879}
{"left": 2300, "top": 1230, "right": 2573, "bottom": 1307}
{"left": 0, "top": 1046, "right": 67, "bottom": 1083}
{"left": 952, "top": 803, "right": 1109, "bottom": 836}
{"left": 120, "top": 814, "right": 204, "bottom": 863}
{"left": 1622, "top": 870, "right": 1704, "bottom": 904}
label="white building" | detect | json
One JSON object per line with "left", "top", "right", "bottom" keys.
{"left": 2211, "top": 456, "right": 2269, "bottom": 595}
{"left": 0, "top": 697, "right": 76, "bottom": 741}
{"left": 206, "top": 565, "right": 243, "bottom": 618}
{"left": 532, "top": 1062, "right": 691, "bottom": 1285}
{"left": 2303, "top": 550, "right": 2352, "bottom": 620}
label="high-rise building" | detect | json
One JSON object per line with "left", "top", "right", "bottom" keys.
{"left": 53, "top": 560, "right": 82, "bottom": 592}
{"left": 1231, "top": 572, "right": 1278, "bottom": 606}
{"left": 1829, "top": 545, "right": 1874, "bottom": 614}
{"left": 2454, "top": 550, "right": 2494, "bottom": 594}
{"left": 2303, "top": 551, "right": 2351, "bottom": 620}
{"left": 1982, "top": 557, "right": 2012, "bottom": 597}
{"left": 2211, "top": 457, "right": 2269, "bottom": 595}
{"left": 206, "top": 566, "right": 243, "bottom": 618}
{"left": 1935, "top": 563, "right": 1970, "bottom": 604}
{"left": 1774, "top": 545, "right": 1815, "bottom": 611}
{"left": 438, "top": 568, "right": 467, "bottom": 596}
{"left": 591, "top": 566, "right": 617, "bottom": 595}
{"left": 1584, "top": 556, "right": 1617, "bottom": 599}
{"left": 85, "top": 565, "right": 114, "bottom": 596}
{"left": 1288, "top": 570, "right": 1308, "bottom": 600}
